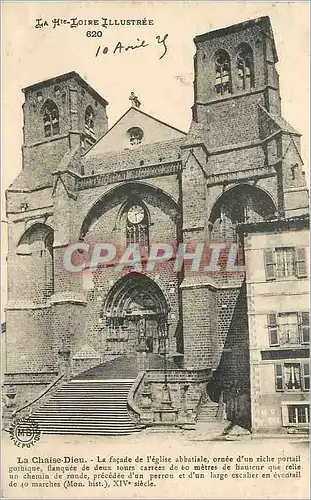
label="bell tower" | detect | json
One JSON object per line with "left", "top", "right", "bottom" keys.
{"left": 21, "top": 71, "right": 108, "bottom": 185}
{"left": 190, "top": 16, "right": 308, "bottom": 217}
{"left": 192, "top": 16, "right": 281, "bottom": 149}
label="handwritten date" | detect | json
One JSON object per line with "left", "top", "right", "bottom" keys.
{"left": 94, "top": 34, "right": 168, "bottom": 60}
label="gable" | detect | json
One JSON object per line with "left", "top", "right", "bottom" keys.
{"left": 86, "top": 107, "right": 186, "bottom": 156}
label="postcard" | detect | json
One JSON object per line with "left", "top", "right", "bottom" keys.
{"left": 1, "top": 1, "right": 309, "bottom": 499}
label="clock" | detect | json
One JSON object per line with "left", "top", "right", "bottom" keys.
{"left": 127, "top": 205, "right": 145, "bottom": 224}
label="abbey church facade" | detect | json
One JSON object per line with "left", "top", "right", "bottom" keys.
{"left": 4, "top": 17, "right": 309, "bottom": 435}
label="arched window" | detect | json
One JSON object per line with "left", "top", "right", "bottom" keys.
{"left": 43, "top": 100, "right": 59, "bottom": 137}
{"left": 237, "top": 44, "right": 254, "bottom": 90}
{"left": 209, "top": 185, "right": 276, "bottom": 243}
{"left": 125, "top": 201, "right": 149, "bottom": 248}
{"left": 215, "top": 50, "right": 231, "bottom": 95}
{"left": 85, "top": 106, "right": 95, "bottom": 136}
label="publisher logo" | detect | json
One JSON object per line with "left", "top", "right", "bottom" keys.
{"left": 9, "top": 417, "right": 41, "bottom": 448}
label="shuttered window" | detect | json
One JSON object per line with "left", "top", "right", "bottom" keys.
{"left": 268, "top": 312, "right": 309, "bottom": 346}
{"left": 264, "top": 247, "right": 307, "bottom": 280}
{"left": 276, "top": 247, "right": 295, "bottom": 277}
{"left": 275, "top": 362, "right": 309, "bottom": 391}
{"left": 279, "top": 313, "right": 300, "bottom": 344}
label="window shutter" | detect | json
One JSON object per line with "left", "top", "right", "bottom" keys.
{"left": 302, "top": 362, "right": 310, "bottom": 390}
{"left": 299, "top": 312, "right": 310, "bottom": 344}
{"left": 295, "top": 247, "right": 307, "bottom": 278}
{"left": 264, "top": 249, "right": 276, "bottom": 280}
{"left": 268, "top": 313, "right": 278, "bottom": 346}
{"left": 275, "top": 364, "right": 283, "bottom": 391}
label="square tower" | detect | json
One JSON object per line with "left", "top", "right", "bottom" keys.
{"left": 21, "top": 71, "right": 108, "bottom": 186}
{"left": 193, "top": 16, "right": 280, "bottom": 149}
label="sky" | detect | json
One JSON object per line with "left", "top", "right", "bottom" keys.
{"left": 1, "top": 1, "right": 310, "bottom": 321}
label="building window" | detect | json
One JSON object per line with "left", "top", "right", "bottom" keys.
{"left": 279, "top": 313, "right": 300, "bottom": 345}
{"left": 43, "top": 101, "right": 59, "bottom": 137}
{"left": 275, "top": 362, "right": 309, "bottom": 391}
{"left": 237, "top": 44, "right": 254, "bottom": 90}
{"left": 268, "top": 312, "right": 309, "bottom": 346}
{"left": 264, "top": 247, "right": 307, "bottom": 280}
{"left": 288, "top": 405, "right": 310, "bottom": 424}
{"left": 127, "top": 127, "right": 143, "bottom": 147}
{"left": 215, "top": 50, "right": 231, "bottom": 95}
{"left": 276, "top": 247, "right": 295, "bottom": 277}
{"left": 126, "top": 203, "right": 149, "bottom": 248}
{"left": 85, "top": 106, "right": 95, "bottom": 138}
{"left": 284, "top": 364, "right": 301, "bottom": 390}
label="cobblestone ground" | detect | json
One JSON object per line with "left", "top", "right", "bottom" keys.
{"left": 2, "top": 428, "right": 309, "bottom": 499}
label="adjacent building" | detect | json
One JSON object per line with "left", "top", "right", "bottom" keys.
{"left": 240, "top": 215, "right": 309, "bottom": 433}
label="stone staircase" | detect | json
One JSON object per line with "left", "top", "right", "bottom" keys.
{"left": 196, "top": 401, "right": 219, "bottom": 423}
{"left": 31, "top": 380, "right": 144, "bottom": 436}
{"left": 195, "top": 400, "right": 228, "bottom": 436}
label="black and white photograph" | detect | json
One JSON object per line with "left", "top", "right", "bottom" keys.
{"left": 1, "top": 1, "right": 309, "bottom": 498}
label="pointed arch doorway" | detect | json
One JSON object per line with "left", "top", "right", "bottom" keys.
{"left": 103, "top": 273, "right": 170, "bottom": 358}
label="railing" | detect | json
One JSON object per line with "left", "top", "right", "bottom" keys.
{"left": 207, "top": 165, "right": 275, "bottom": 186}
{"left": 76, "top": 161, "right": 182, "bottom": 190}
{"left": 12, "top": 373, "right": 65, "bottom": 418}
{"left": 127, "top": 371, "right": 145, "bottom": 423}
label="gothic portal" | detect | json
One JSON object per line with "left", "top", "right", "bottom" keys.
{"left": 103, "top": 273, "right": 170, "bottom": 357}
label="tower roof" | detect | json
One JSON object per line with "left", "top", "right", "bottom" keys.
{"left": 22, "top": 71, "right": 108, "bottom": 106}
{"left": 194, "top": 16, "right": 278, "bottom": 62}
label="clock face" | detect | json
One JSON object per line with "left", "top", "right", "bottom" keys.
{"left": 127, "top": 205, "right": 145, "bottom": 224}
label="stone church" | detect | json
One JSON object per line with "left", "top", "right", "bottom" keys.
{"left": 4, "top": 16, "right": 309, "bottom": 435}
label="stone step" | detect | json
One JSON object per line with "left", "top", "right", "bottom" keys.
{"left": 36, "top": 429, "right": 143, "bottom": 435}
{"left": 33, "top": 413, "right": 131, "bottom": 419}
{"left": 55, "top": 389, "right": 132, "bottom": 393}
{"left": 37, "top": 405, "right": 128, "bottom": 408}
{"left": 32, "top": 409, "right": 128, "bottom": 420}
{"left": 44, "top": 398, "right": 129, "bottom": 403}
{"left": 35, "top": 420, "right": 139, "bottom": 427}
{"left": 50, "top": 400, "right": 129, "bottom": 404}
{"left": 46, "top": 391, "right": 130, "bottom": 395}
{"left": 32, "top": 378, "right": 143, "bottom": 436}
{"left": 198, "top": 417, "right": 218, "bottom": 421}
{"left": 35, "top": 425, "right": 136, "bottom": 431}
